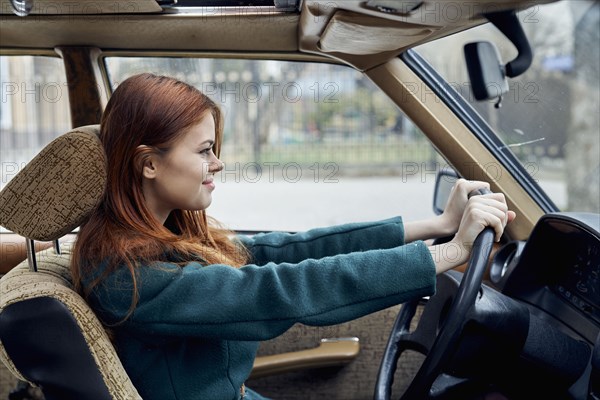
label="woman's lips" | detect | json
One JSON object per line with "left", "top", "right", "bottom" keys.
{"left": 203, "top": 178, "right": 215, "bottom": 190}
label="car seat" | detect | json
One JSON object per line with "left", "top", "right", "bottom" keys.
{"left": 0, "top": 126, "right": 142, "bottom": 400}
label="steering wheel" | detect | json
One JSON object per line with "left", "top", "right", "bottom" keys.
{"left": 375, "top": 189, "right": 496, "bottom": 400}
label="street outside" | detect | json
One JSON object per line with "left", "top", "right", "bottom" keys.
{"left": 209, "top": 175, "right": 566, "bottom": 233}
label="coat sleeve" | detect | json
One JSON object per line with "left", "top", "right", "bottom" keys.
{"left": 90, "top": 240, "right": 435, "bottom": 342}
{"left": 237, "top": 217, "right": 406, "bottom": 265}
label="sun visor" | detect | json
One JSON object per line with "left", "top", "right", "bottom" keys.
{"left": 318, "top": 11, "right": 435, "bottom": 55}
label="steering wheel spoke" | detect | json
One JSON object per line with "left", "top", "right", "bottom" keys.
{"left": 393, "top": 304, "right": 433, "bottom": 356}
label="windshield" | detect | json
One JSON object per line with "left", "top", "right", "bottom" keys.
{"left": 415, "top": 1, "right": 599, "bottom": 214}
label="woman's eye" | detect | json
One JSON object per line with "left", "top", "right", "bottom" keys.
{"left": 199, "top": 148, "right": 212, "bottom": 155}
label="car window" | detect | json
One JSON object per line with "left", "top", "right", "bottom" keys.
{"left": 0, "top": 55, "right": 72, "bottom": 232}
{"left": 105, "top": 57, "right": 443, "bottom": 232}
{"left": 415, "top": 1, "right": 600, "bottom": 214}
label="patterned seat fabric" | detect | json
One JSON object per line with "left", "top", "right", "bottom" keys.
{"left": 0, "top": 126, "right": 106, "bottom": 241}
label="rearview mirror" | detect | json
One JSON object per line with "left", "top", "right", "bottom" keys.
{"left": 433, "top": 169, "right": 459, "bottom": 215}
{"left": 464, "top": 41, "right": 509, "bottom": 101}
{"left": 465, "top": 10, "right": 533, "bottom": 102}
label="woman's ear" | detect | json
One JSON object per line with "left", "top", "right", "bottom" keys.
{"left": 137, "top": 145, "right": 159, "bottom": 180}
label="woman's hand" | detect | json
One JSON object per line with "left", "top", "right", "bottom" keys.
{"left": 431, "top": 191, "right": 516, "bottom": 274}
{"left": 404, "top": 179, "right": 498, "bottom": 243}
{"left": 438, "top": 178, "right": 491, "bottom": 237}
{"left": 451, "top": 192, "right": 516, "bottom": 263}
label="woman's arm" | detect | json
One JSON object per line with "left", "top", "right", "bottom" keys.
{"left": 90, "top": 241, "right": 436, "bottom": 342}
{"left": 240, "top": 180, "right": 512, "bottom": 264}
{"left": 238, "top": 217, "right": 406, "bottom": 265}
{"left": 403, "top": 216, "right": 454, "bottom": 243}
{"left": 89, "top": 184, "right": 513, "bottom": 341}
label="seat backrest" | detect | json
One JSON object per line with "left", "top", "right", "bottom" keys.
{"left": 0, "top": 126, "right": 142, "bottom": 400}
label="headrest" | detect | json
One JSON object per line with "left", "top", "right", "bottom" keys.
{"left": 0, "top": 125, "right": 106, "bottom": 241}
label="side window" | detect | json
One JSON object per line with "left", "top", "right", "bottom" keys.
{"left": 105, "top": 57, "right": 443, "bottom": 232}
{"left": 0, "top": 56, "right": 72, "bottom": 231}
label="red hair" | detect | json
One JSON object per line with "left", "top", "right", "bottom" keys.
{"left": 72, "top": 73, "right": 248, "bottom": 316}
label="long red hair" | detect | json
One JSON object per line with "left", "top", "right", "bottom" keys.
{"left": 72, "top": 73, "right": 248, "bottom": 315}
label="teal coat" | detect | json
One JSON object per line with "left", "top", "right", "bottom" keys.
{"left": 87, "top": 217, "right": 436, "bottom": 400}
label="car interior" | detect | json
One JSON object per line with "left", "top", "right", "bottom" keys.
{"left": 0, "top": 0, "right": 598, "bottom": 399}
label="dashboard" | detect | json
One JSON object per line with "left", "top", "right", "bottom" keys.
{"left": 490, "top": 212, "right": 600, "bottom": 344}
{"left": 487, "top": 213, "right": 599, "bottom": 399}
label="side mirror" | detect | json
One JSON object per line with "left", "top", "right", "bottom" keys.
{"left": 464, "top": 41, "right": 509, "bottom": 101}
{"left": 433, "top": 169, "right": 459, "bottom": 215}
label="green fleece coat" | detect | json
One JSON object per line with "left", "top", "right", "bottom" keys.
{"left": 87, "top": 217, "right": 436, "bottom": 400}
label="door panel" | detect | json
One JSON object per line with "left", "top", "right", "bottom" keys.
{"left": 249, "top": 304, "right": 426, "bottom": 400}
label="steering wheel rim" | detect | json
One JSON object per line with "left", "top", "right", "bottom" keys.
{"left": 375, "top": 189, "right": 496, "bottom": 400}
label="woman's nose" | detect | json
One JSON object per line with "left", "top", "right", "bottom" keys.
{"left": 209, "top": 158, "right": 224, "bottom": 173}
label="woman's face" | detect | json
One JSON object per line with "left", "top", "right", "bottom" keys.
{"left": 141, "top": 113, "right": 222, "bottom": 224}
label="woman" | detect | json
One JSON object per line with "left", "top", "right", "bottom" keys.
{"left": 72, "top": 73, "right": 515, "bottom": 400}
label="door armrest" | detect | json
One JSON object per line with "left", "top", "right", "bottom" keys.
{"left": 250, "top": 337, "right": 360, "bottom": 379}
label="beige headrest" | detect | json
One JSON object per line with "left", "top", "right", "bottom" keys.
{"left": 0, "top": 125, "right": 106, "bottom": 241}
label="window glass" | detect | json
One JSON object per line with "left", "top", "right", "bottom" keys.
{"left": 415, "top": 1, "right": 600, "bottom": 214}
{"left": 106, "top": 57, "right": 443, "bottom": 231}
{"left": 0, "top": 56, "right": 72, "bottom": 232}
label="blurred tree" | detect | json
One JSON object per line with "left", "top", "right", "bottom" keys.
{"left": 567, "top": 1, "right": 600, "bottom": 213}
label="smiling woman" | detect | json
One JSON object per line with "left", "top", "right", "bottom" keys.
{"left": 2, "top": 1, "right": 595, "bottom": 399}
{"left": 66, "top": 73, "right": 513, "bottom": 400}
